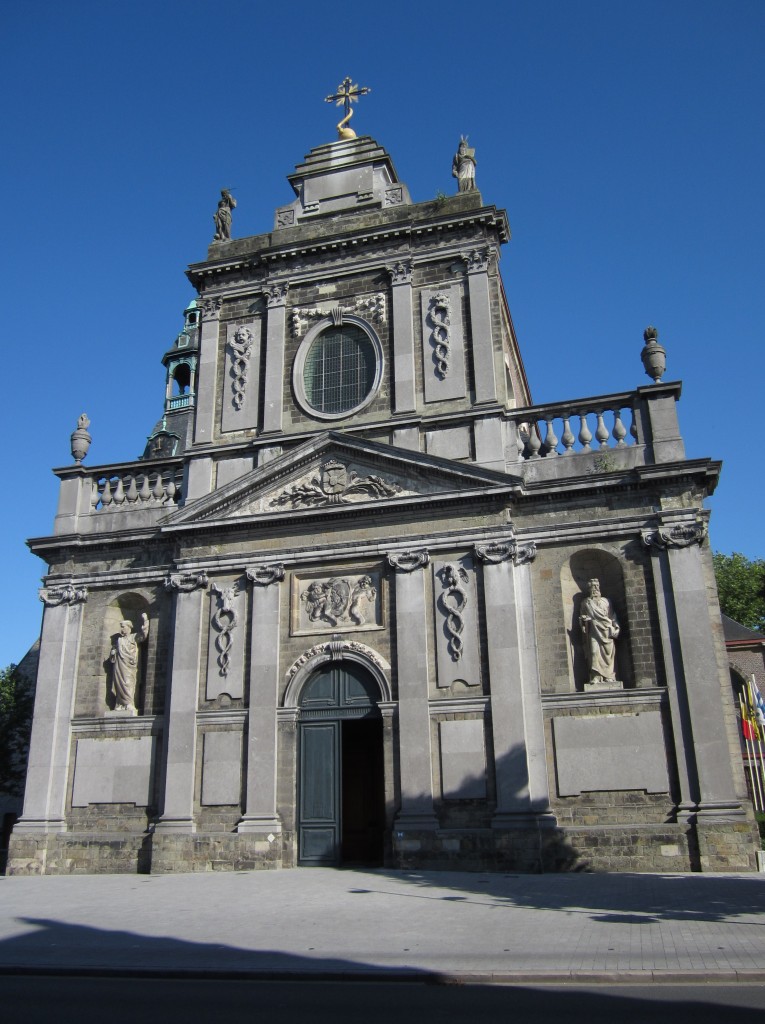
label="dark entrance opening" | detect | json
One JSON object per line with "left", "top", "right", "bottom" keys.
{"left": 341, "top": 717, "right": 384, "bottom": 866}
{"left": 297, "top": 661, "right": 385, "bottom": 867}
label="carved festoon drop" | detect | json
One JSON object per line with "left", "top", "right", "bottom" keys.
{"left": 290, "top": 294, "right": 386, "bottom": 337}
{"left": 229, "top": 326, "right": 254, "bottom": 410}
{"left": 438, "top": 562, "right": 470, "bottom": 661}
{"left": 428, "top": 292, "right": 452, "bottom": 378}
{"left": 210, "top": 582, "right": 240, "bottom": 676}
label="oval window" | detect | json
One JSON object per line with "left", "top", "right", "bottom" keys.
{"left": 302, "top": 324, "right": 378, "bottom": 416}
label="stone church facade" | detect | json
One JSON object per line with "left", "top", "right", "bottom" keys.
{"left": 9, "top": 129, "right": 759, "bottom": 874}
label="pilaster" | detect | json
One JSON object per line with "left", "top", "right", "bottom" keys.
{"left": 193, "top": 296, "right": 222, "bottom": 447}
{"left": 463, "top": 248, "right": 498, "bottom": 405}
{"left": 13, "top": 585, "right": 87, "bottom": 833}
{"left": 643, "top": 514, "right": 745, "bottom": 820}
{"left": 475, "top": 541, "right": 555, "bottom": 828}
{"left": 387, "top": 260, "right": 416, "bottom": 413}
{"left": 387, "top": 549, "right": 438, "bottom": 830}
{"left": 155, "top": 572, "right": 209, "bottom": 832}
{"left": 262, "top": 282, "right": 289, "bottom": 435}
{"left": 238, "top": 563, "right": 285, "bottom": 833}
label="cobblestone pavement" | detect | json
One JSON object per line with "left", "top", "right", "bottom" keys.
{"left": 1, "top": 868, "right": 764, "bottom": 982}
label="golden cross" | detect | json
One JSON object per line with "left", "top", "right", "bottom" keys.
{"left": 325, "top": 77, "right": 370, "bottom": 116}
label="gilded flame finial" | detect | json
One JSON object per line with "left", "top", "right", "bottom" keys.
{"left": 325, "top": 77, "right": 371, "bottom": 140}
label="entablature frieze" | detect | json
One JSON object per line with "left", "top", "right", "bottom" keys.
{"left": 541, "top": 687, "right": 668, "bottom": 711}
{"left": 186, "top": 206, "right": 510, "bottom": 290}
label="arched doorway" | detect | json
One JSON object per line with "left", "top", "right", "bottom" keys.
{"left": 298, "top": 660, "right": 385, "bottom": 867}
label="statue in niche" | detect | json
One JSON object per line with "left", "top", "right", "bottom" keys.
{"left": 579, "top": 579, "right": 620, "bottom": 686}
{"left": 110, "top": 614, "right": 149, "bottom": 712}
{"left": 452, "top": 137, "right": 476, "bottom": 193}
{"left": 213, "top": 188, "right": 237, "bottom": 242}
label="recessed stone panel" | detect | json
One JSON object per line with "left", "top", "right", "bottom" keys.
{"left": 201, "top": 731, "right": 242, "bottom": 806}
{"left": 552, "top": 711, "right": 669, "bottom": 796}
{"left": 439, "top": 719, "right": 487, "bottom": 799}
{"left": 291, "top": 571, "right": 383, "bottom": 635}
{"left": 72, "top": 736, "right": 155, "bottom": 806}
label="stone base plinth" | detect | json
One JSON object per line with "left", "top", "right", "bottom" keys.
{"left": 7, "top": 831, "right": 151, "bottom": 875}
{"left": 149, "top": 831, "right": 289, "bottom": 873}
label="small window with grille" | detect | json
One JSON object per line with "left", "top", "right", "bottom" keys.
{"left": 295, "top": 319, "right": 382, "bottom": 420}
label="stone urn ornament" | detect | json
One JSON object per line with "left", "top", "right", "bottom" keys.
{"left": 70, "top": 413, "right": 92, "bottom": 463}
{"left": 640, "top": 325, "right": 666, "bottom": 383}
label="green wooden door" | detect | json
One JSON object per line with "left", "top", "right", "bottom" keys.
{"left": 297, "top": 662, "right": 383, "bottom": 866}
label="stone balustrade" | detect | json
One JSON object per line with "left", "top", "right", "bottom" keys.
{"left": 508, "top": 391, "right": 641, "bottom": 461}
{"left": 91, "top": 462, "right": 184, "bottom": 511}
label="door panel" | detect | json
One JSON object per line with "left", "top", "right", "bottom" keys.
{"left": 298, "top": 721, "right": 339, "bottom": 864}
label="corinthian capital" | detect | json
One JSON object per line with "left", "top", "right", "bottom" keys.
{"left": 201, "top": 296, "right": 222, "bottom": 322}
{"left": 265, "top": 282, "right": 289, "bottom": 307}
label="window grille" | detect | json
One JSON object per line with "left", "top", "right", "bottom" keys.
{"left": 303, "top": 326, "right": 377, "bottom": 415}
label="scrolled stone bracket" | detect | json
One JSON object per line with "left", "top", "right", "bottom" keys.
{"left": 246, "top": 563, "right": 285, "bottom": 587}
{"left": 39, "top": 584, "right": 88, "bottom": 607}
{"left": 386, "top": 549, "right": 430, "bottom": 573}
{"left": 475, "top": 540, "right": 537, "bottom": 566}
{"left": 642, "top": 521, "right": 707, "bottom": 551}
{"left": 164, "top": 571, "right": 209, "bottom": 593}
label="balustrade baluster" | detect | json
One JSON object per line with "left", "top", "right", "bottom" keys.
{"left": 152, "top": 472, "right": 164, "bottom": 501}
{"left": 125, "top": 475, "right": 139, "bottom": 502}
{"left": 526, "top": 421, "right": 542, "bottom": 459}
{"left": 595, "top": 412, "right": 609, "bottom": 449}
{"left": 612, "top": 408, "right": 627, "bottom": 446}
{"left": 138, "top": 473, "right": 152, "bottom": 502}
{"left": 113, "top": 476, "right": 126, "bottom": 505}
{"left": 578, "top": 413, "right": 592, "bottom": 451}
{"left": 166, "top": 478, "right": 177, "bottom": 503}
{"left": 629, "top": 406, "right": 638, "bottom": 441}
{"left": 91, "top": 480, "right": 101, "bottom": 509}
{"left": 543, "top": 418, "right": 559, "bottom": 456}
{"left": 561, "top": 416, "right": 575, "bottom": 454}
{"left": 101, "top": 478, "right": 113, "bottom": 508}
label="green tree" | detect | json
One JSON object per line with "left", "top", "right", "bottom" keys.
{"left": 713, "top": 552, "right": 765, "bottom": 632}
{"left": 0, "top": 664, "right": 34, "bottom": 797}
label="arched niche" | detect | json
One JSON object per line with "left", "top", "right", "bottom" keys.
{"left": 103, "top": 592, "right": 152, "bottom": 712}
{"left": 560, "top": 549, "right": 633, "bottom": 691}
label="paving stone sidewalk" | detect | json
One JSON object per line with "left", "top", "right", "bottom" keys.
{"left": 1, "top": 868, "right": 764, "bottom": 983}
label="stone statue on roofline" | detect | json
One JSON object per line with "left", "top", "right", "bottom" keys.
{"left": 452, "top": 136, "right": 476, "bottom": 193}
{"left": 213, "top": 189, "right": 236, "bottom": 242}
{"left": 579, "top": 578, "right": 621, "bottom": 687}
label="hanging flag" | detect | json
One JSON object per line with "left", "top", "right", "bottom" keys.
{"left": 751, "top": 677, "right": 765, "bottom": 730}
{"left": 742, "top": 684, "right": 762, "bottom": 742}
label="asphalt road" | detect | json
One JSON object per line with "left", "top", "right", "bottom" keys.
{"left": 1, "top": 977, "right": 764, "bottom": 1023}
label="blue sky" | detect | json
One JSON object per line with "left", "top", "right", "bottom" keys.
{"left": 1, "top": 1, "right": 763, "bottom": 667}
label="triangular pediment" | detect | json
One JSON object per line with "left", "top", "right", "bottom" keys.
{"left": 163, "top": 432, "right": 519, "bottom": 529}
